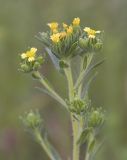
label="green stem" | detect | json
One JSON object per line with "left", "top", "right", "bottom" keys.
{"left": 35, "top": 71, "right": 67, "bottom": 109}
{"left": 75, "top": 54, "right": 94, "bottom": 90}
{"left": 64, "top": 61, "right": 80, "bottom": 160}
{"left": 85, "top": 152, "right": 90, "bottom": 160}
{"left": 78, "top": 56, "right": 86, "bottom": 97}
{"left": 34, "top": 129, "right": 55, "bottom": 160}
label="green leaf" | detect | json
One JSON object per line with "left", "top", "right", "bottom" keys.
{"left": 77, "top": 128, "right": 92, "bottom": 145}
{"left": 68, "top": 41, "right": 78, "bottom": 56}
{"left": 46, "top": 47, "right": 60, "bottom": 71}
{"left": 36, "top": 32, "right": 50, "bottom": 47}
{"left": 44, "top": 138, "right": 62, "bottom": 160}
{"left": 36, "top": 87, "right": 60, "bottom": 103}
{"left": 82, "top": 72, "right": 98, "bottom": 98}
{"left": 88, "top": 138, "right": 96, "bottom": 153}
{"left": 86, "top": 58, "right": 105, "bottom": 76}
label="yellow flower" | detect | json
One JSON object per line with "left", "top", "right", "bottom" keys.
{"left": 72, "top": 17, "right": 80, "bottom": 26}
{"left": 63, "top": 23, "right": 68, "bottom": 29}
{"left": 47, "top": 22, "right": 58, "bottom": 31}
{"left": 60, "top": 31, "right": 67, "bottom": 39}
{"left": 52, "top": 29, "right": 58, "bottom": 33}
{"left": 67, "top": 26, "right": 73, "bottom": 35}
{"left": 50, "top": 33, "right": 60, "bottom": 43}
{"left": 21, "top": 48, "right": 37, "bottom": 62}
{"left": 84, "top": 27, "right": 101, "bottom": 39}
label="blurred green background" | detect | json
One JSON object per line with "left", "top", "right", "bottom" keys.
{"left": 0, "top": 0, "right": 127, "bottom": 159}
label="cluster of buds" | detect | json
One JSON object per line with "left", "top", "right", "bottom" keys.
{"left": 68, "top": 95, "right": 91, "bottom": 116}
{"left": 37, "top": 17, "right": 103, "bottom": 60}
{"left": 20, "top": 48, "right": 44, "bottom": 73}
{"left": 69, "top": 97, "right": 86, "bottom": 115}
{"left": 78, "top": 108, "right": 105, "bottom": 147}
{"left": 79, "top": 27, "right": 103, "bottom": 53}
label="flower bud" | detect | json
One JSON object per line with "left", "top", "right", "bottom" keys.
{"left": 21, "top": 110, "right": 42, "bottom": 130}
{"left": 94, "top": 42, "right": 103, "bottom": 51}
{"left": 69, "top": 97, "right": 86, "bottom": 115}
{"left": 79, "top": 38, "right": 89, "bottom": 49}
{"left": 59, "top": 60, "right": 69, "bottom": 68}
{"left": 20, "top": 64, "right": 31, "bottom": 73}
{"left": 33, "top": 62, "right": 41, "bottom": 70}
{"left": 36, "top": 56, "right": 44, "bottom": 64}
{"left": 88, "top": 110, "right": 104, "bottom": 128}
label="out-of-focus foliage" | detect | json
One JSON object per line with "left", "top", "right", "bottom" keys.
{"left": 0, "top": 0, "right": 127, "bottom": 160}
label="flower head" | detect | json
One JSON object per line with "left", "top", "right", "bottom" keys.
{"left": 84, "top": 27, "right": 101, "bottom": 39}
{"left": 47, "top": 22, "right": 58, "bottom": 32}
{"left": 59, "top": 31, "right": 67, "bottom": 39}
{"left": 72, "top": 17, "right": 80, "bottom": 26}
{"left": 50, "top": 33, "right": 60, "bottom": 43}
{"left": 21, "top": 48, "right": 37, "bottom": 62}
{"left": 67, "top": 26, "right": 73, "bottom": 35}
{"left": 63, "top": 23, "right": 68, "bottom": 29}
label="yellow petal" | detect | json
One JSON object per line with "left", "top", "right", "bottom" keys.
{"left": 28, "top": 57, "right": 35, "bottom": 62}
{"left": 84, "top": 27, "right": 91, "bottom": 32}
{"left": 72, "top": 17, "right": 80, "bottom": 25}
{"left": 88, "top": 35, "right": 95, "bottom": 39}
{"left": 21, "top": 53, "right": 27, "bottom": 59}
{"left": 30, "top": 48, "right": 37, "bottom": 53}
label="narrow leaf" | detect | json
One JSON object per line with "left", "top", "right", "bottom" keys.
{"left": 77, "top": 128, "right": 92, "bottom": 145}
{"left": 36, "top": 87, "right": 59, "bottom": 102}
{"left": 82, "top": 72, "right": 98, "bottom": 98}
{"left": 45, "top": 47, "right": 60, "bottom": 71}
{"left": 86, "top": 58, "right": 105, "bottom": 76}
{"left": 44, "top": 138, "right": 62, "bottom": 160}
{"left": 88, "top": 139, "right": 96, "bottom": 153}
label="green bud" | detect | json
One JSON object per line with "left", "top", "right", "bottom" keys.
{"left": 21, "top": 110, "right": 42, "bottom": 130}
{"left": 69, "top": 97, "right": 86, "bottom": 115}
{"left": 33, "top": 62, "right": 41, "bottom": 70}
{"left": 36, "top": 56, "right": 44, "bottom": 64}
{"left": 88, "top": 110, "right": 104, "bottom": 128}
{"left": 79, "top": 38, "right": 89, "bottom": 49}
{"left": 94, "top": 42, "right": 103, "bottom": 51}
{"left": 59, "top": 60, "right": 69, "bottom": 68}
{"left": 89, "top": 37, "right": 97, "bottom": 45}
{"left": 20, "top": 64, "right": 31, "bottom": 73}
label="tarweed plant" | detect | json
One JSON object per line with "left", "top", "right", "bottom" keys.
{"left": 19, "top": 17, "right": 105, "bottom": 160}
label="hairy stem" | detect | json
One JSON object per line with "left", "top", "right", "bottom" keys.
{"left": 64, "top": 62, "right": 80, "bottom": 160}
{"left": 34, "top": 129, "right": 56, "bottom": 160}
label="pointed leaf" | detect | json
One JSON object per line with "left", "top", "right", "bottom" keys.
{"left": 88, "top": 138, "right": 96, "bottom": 153}
{"left": 82, "top": 72, "right": 98, "bottom": 98}
{"left": 77, "top": 128, "right": 92, "bottom": 145}
{"left": 86, "top": 58, "right": 105, "bottom": 76}
{"left": 45, "top": 47, "right": 60, "bottom": 71}
{"left": 44, "top": 138, "right": 62, "bottom": 160}
{"left": 36, "top": 87, "right": 60, "bottom": 103}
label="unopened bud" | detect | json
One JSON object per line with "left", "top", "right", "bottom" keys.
{"left": 20, "top": 64, "right": 31, "bottom": 73}
{"left": 94, "top": 42, "right": 103, "bottom": 51}
{"left": 89, "top": 110, "right": 104, "bottom": 128}
{"left": 36, "top": 56, "right": 44, "bottom": 64}
{"left": 33, "top": 62, "right": 41, "bottom": 70}
{"left": 79, "top": 38, "right": 89, "bottom": 49}
{"left": 21, "top": 110, "right": 42, "bottom": 130}
{"left": 59, "top": 60, "right": 69, "bottom": 68}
